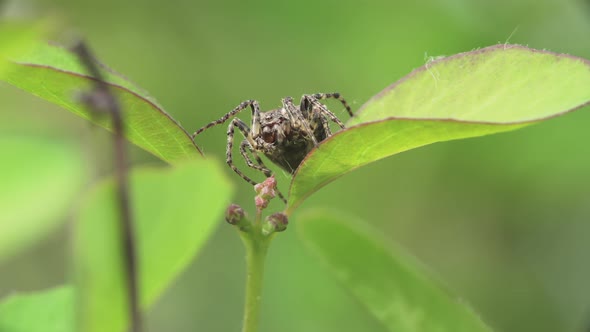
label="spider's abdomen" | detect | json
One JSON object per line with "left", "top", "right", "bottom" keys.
{"left": 266, "top": 149, "right": 308, "bottom": 174}
{"left": 264, "top": 136, "right": 313, "bottom": 174}
{"left": 265, "top": 118, "right": 331, "bottom": 173}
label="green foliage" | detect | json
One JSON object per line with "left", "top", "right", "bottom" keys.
{"left": 298, "top": 211, "right": 492, "bottom": 332}
{"left": 0, "top": 286, "right": 74, "bottom": 332}
{"left": 0, "top": 21, "right": 43, "bottom": 77}
{"left": 0, "top": 136, "right": 86, "bottom": 263}
{"left": 1, "top": 43, "right": 201, "bottom": 164}
{"left": 75, "top": 159, "right": 233, "bottom": 332}
{"left": 0, "top": 159, "right": 233, "bottom": 332}
{"left": 287, "top": 45, "right": 590, "bottom": 212}
{"left": 2, "top": 20, "right": 590, "bottom": 332}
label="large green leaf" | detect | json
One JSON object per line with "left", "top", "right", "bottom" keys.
{"left": 287, "top": 45, "right": 590, "bottom": 213}
{"left": 0, "top": 136, "right": 86, "bottom": 263}
{"left": 0, "top": 22, "right": 43, "bottom": 77}
{"left": 298, "top": 211, "right": 492, "bottom": 332}
{"left": 1, "top": 43, "right": 201, "bottom": 164}
{"left": 0, "top": 286, "right": 74, "bottom": 332}
{"left": 75, "top": 159, "right": 232, "bottom": 332}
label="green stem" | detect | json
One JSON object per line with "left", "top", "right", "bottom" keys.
{"left": 240, "top": 228, "right": 271, "bottom": 332}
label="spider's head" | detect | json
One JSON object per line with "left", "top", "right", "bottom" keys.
{"left": 254, "top": 108, "right": 317, "bottom": 173}
{"left": 255, "top": 111, "right": 291, "bottom": 149}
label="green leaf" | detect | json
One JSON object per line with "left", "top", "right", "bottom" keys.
{"left": 1, "top": 43, "right": 201, "bottom": 164}
{"left": 0, "top": 21, "right": 44, "bottom": 77}
{"left": 75, "top": 159, "right": 233, "bottom": 332}
{"left": 0, "top": 136, "right": 86, "bottom": 263}
{"left": 287, "top": 45, "right": 590, "bottom": 212}
{"left": 297, "top": 210, "right": 492, "bottom": 332}
{"left": 0, "top": 286, "right": 75, "bottom": 332}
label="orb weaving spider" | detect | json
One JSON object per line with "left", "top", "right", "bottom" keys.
{"left": 192, "top": 93, "right": 353, "bottom": 203}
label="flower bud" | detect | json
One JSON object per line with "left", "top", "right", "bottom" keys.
{"left": 262, "top": 212, "right": 288, "bottom": 236}
{"left": 225, "top": 204, "right": 244, "bottom": 225}
{"left": 254, "top": 176, "right": 277, "bottom": 210}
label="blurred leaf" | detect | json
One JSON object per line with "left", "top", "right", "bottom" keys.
{"left": 1, "top": 43, "right": 201, "bottom": 164}
{"left": 0, "top": 136, "right": 86, "bottom": 263}
{"left": 75, "top": 159, "right": 233, "bottom": 332}
{"left": 298, "top": 210, "right": 492, "bottom": 332}
{"left": 287, "top": 45, "right": 590, "bottom": 212}
{"left": 0, "top": 21, "right": 44, "bottom": 77}
{"left": 0, "top": 286, "right": 74, "bottom": 332}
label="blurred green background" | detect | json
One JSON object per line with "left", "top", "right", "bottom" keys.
{"left": 1, "top": 0, "right": 590, "bottom": 331}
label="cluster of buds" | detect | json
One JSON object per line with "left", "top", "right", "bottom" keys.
{"left": 225, "top": 203, "right": 288, "bottom": 236}
{"left": 225, "top": 176, "right": 288, "bottom": 235}
{"left": 254, "top": 176, "right": 277, "bottom": 210}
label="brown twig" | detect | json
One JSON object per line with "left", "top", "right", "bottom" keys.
{"left": 72, "top": 41, "right": 142, "bottom": 332}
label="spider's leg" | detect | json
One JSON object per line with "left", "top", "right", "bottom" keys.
{"left": 318, "top": 114, "right": 332, "bottom": 138}
{"left": 282, "top": 97, "right": 319, "bottom": 147}
{"left": 226, "top": 118, "right": 259, "bottom": 187}
{"left": 249, "top": 99, "right": 263, "bottom": 137}
{"left": 192, "top": 99, "right": 261, "bottom": 139}
{"left": 239, "top": 140, "right": 272, "bottom": 177}
{"left": 239, "top": 140, "right": 287, "bottom": 203}
{"left": 302, "top": 95, "right": 346, "bottom": 129}
{"left": 310, "top": 92, "right": 353, "bottom": 117}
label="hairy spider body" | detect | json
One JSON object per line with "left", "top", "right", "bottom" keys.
{"left": 254, "top": 107, "right": 328, "bottom": 173}
{"left": 193, "top": 93, "right": 353, "bottom": 202}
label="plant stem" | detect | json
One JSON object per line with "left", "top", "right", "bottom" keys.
{"left": 72, "top": 42, "right": 142, "bottom": 332}
{"left": 239, "top": 213, "right": 271, "bottom": 332}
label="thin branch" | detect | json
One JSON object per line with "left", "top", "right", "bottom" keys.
{"left": 72, "top": 41, "right": 142, "bottom": 332}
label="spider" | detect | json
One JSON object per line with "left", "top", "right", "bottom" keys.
{"left": 192, "top": 93, "right": 353, "bottom": 203}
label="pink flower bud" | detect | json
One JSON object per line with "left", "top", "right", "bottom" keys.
{"left": 254, "top": 176, "right": 278, "bottom": 210}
